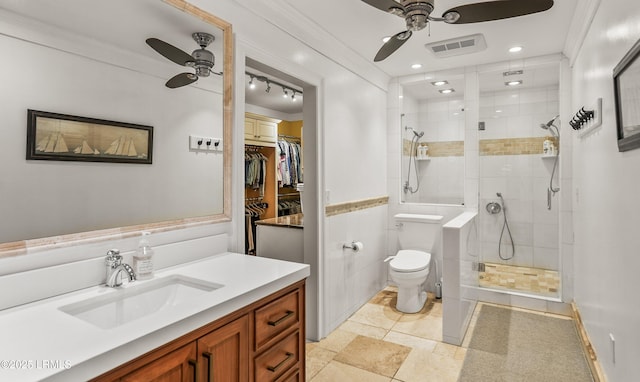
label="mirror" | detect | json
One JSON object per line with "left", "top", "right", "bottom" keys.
{"left": 0, "top": 0, "right": 232, "bottom": 256}
{"left": 400, "top": 71, "right": 466, "bottom": 205}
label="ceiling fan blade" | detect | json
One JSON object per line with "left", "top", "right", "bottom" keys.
{"left": 165, "top": 73, "right": 198, "bottom": 89}
{"left": 443, "top": 0, "right": 553, "bottom": 24}
{"left": 146, "top": 38, "right": 194, "bottom": 66}
{"left": 361, "top": 0, "right": 405, "bottom": 14}
{"left": 374, "top": 30, "right": 412, "bottom": 62}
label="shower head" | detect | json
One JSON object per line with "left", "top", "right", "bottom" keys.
{"left": 540, "top": 115, "right": 560, "bottom": 137}
{"left": 496, "top": 192, "right": 502, "bottom": 197}
{"left": 405, "top": 126, "right": 424, "bottom": 138}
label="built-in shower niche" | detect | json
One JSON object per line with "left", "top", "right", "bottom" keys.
{"left": 477, "top": 62, "right": 561, "bottom": 299}
{"left": 400, "top": 73, "right": 465, "bottom": 205}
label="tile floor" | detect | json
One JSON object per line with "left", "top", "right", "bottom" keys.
{"left": 306, "top": 286, "right": 574, "bottom": 381}
{"left": 306, "top": 287, "right": 465, "bottom": 382}
{"left": 479, "top": 262, "right": 560, "bottom": 297}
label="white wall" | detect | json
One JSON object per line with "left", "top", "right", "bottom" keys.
{"left": 570, "top": 0, "right": 640, "bottom": 379}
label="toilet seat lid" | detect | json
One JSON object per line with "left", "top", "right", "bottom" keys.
{"left": 390, "top": 250, "right": 431, "bottom": 272}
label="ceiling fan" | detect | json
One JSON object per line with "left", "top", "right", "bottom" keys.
{"left": 362, "top": 0, "right": 554, "bottom": 61}
{"left": 146, "top": 32, "right": 221, "bottom": 88}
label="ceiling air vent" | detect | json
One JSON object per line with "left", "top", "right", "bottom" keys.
{"left": 425, "top": 33, "right": 487, "bottom": 58}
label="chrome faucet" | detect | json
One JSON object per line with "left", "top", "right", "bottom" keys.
{"left": 105, "top": 249, "right": 136, "bottom": 287}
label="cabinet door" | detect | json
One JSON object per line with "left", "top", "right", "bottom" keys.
{"left": 197, "top": 315, "right": 249, "bottom": 382}
{"left": 245, "top": 118, "right": 257, "bottom": 140}
{"left": 256, "top": 121, "right": 277, "bottom": 142}
{"left": 120, "top": 343, "right": 197, "bottom": 382}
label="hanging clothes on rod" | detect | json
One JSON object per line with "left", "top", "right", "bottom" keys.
{"left": 277, "top": 138, "right": 302, "bottom": 188}
{"left": 245, "top": 149, "right": 268, "bottom": 197}
{"left": 245, "top": 201, "right": 268, "bottom": 255}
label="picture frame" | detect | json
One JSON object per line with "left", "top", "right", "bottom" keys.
{"left": 26, "top": 109, "right": 153, "bottom": 164}
{"left": 613, "top": 38, "right": 640, "bottom": 152}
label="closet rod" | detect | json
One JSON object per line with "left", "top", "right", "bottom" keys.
{"left": 278, "top": 134, "right": 301, "bottom": 141}
{"left": 278, "top": 193, "right": 300, "bottom": 198}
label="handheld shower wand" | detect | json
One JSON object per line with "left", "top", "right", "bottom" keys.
{"left": 403, "top": 125, "right": 424, "bottom": 194}
{"left": 406, "top": 126, "right": 424, "bottom": 138}
{"left": 539, "top": 116, "right": 561, "bottom": 210}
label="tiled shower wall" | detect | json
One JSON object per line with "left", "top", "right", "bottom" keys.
{"left": 479, "top": 86, "right": 560, "bottom": 271}
{"left": 402, "top": 96, "right": 465, "bottom": 205}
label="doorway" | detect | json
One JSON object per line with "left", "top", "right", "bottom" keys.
{"left": 241, "top": 57, "right": 321, "bottom": 341}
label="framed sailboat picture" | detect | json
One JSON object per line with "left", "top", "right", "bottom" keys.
{"left": 26, "top": 110, "right": 153, "bottom": 164}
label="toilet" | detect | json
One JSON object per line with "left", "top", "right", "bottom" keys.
{"left": 388, "top": 213, "right": 443, "bottom": 313}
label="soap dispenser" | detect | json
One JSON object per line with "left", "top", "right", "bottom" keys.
{"left": 134, "top": 232, "right": 154, "bottom": 280}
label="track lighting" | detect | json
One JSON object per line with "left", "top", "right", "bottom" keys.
{"left": 245, "top": 71, "right": 302, "bottom": 101}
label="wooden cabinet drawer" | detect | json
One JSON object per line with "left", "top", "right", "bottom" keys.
{"left": 275, "top": 367, "right": 300, "bottom": 382}
{"left": 254, "top": 289, "right": 300, "bottom": 351}
{"left": 254, "top": 330, "right": 300, "bottom": 382}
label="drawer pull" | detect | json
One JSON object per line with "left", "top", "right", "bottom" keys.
{"left": 266, "top": 352, "right": 293, "bottom": 372}
{"left": 202, "top": 351, "right": 213, "bottom": 381}
{"left": 268, "top": 310, "right": 294, "bottom": 326}
{"left": 188, "top": 359, "right": 198, "bottom": 382}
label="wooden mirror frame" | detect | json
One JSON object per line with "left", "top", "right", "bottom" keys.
{"left": 0, "top": 0, "right": 233, "bottom": 258}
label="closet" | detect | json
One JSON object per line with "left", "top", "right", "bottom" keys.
{"left": 245, "top": 113, "right": 303, "bottom": 255}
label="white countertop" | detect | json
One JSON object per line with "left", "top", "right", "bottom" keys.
{"left": 0, "top": 252, "right": 310, "bottom": 381}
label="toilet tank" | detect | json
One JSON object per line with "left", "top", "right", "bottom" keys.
{"left": 395, "top": 213, "right": 443, "bottom": 252}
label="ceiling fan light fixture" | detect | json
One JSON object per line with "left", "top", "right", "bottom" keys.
{"left": 389, "top": 7, "right": 405, "bottom": 17}
{"left": 443, "top": 11, "right": 460, "bottom": 23}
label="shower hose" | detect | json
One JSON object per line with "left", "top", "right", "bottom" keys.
{"left": 498, "top": 205, "right": 515, "bottom": 261}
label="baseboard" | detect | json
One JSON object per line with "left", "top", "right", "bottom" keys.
{"left": 571, "top": 302, "right": 607, "bottom": 382}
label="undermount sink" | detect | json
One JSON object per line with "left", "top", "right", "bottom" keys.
{"left": 59, "top": 275, "right": 223, "bottom": 329}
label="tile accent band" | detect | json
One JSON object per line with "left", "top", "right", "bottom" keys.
{"left": 325, "top": 196, "right": 389, "bottom": 217}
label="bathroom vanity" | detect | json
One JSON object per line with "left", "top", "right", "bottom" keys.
{"left": 0, "top": 253, "right": 309, "bottom": 382}
{"left": 255, "top": 213, "right": 304, "bottom": 263}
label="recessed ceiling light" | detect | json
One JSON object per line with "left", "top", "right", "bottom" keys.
{"left": 431, "top": 80, "right": 448, "bottom": 86}
{"left": 439, "top": 88, "right": 455, "bottom": 94}
{"left": 399, "top": 95, "right": 404, "bottom": 99}
{"left": 411, "top": 63, "right": 422, "bottom": 69}
{"left": 509, "top": 46, "right": 523, "bottom": 53}
{"left": 495, "top": 109, "right": 502, "bottom": 113}
{"left": 382, "top": 36, "right": 391, "bottom": 43}
{"left": 505, "top": 80, "right": 523, "bottom": 86}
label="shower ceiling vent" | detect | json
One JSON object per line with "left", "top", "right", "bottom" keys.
{"left": 425, "top": 33, "right": 487, "bottom": 58}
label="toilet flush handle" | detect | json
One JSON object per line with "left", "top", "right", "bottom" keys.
{"left": 384, "top": 256, "right": 396, "bottom": 262}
